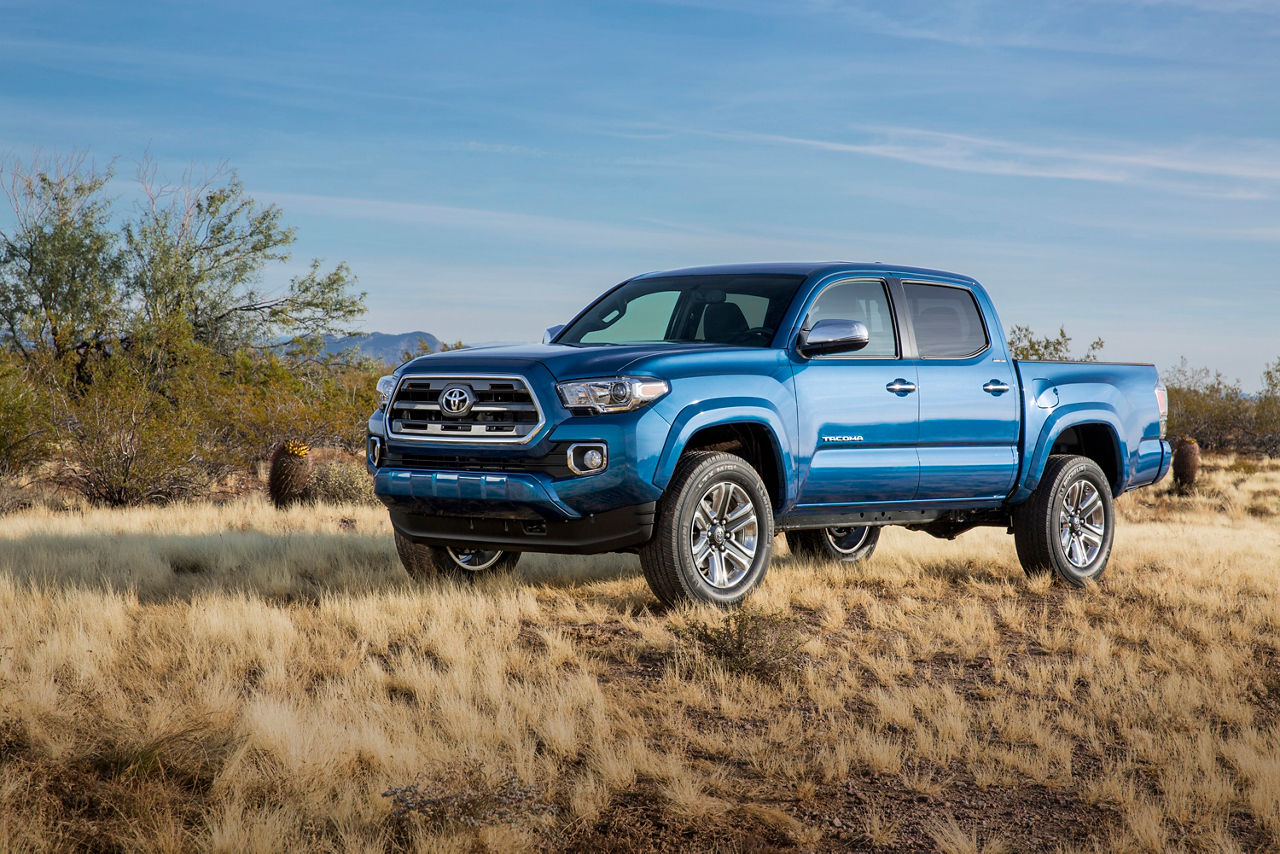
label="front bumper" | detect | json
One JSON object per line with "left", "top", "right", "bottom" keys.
{"left": 390, "top": 501, "right": 657, "bottom": 554}
{"left": 374, "top": 464, "right": 660, "bottom": 553}
{"left": 369, "top": 362, "right": 672, "bottom": 552}
{"left": 375, "top": 468, "right": 579, "bottom": 520}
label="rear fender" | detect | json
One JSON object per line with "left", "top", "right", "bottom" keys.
{"left": 1013, "top": 405, "right": 1124, "bottom": 502}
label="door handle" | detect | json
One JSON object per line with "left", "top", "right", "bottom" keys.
{"left": 886, "top": 379, "right": 917, "bottom": 395}
{"left": 982, "top": 380, "right": 1010, "bottom": 395}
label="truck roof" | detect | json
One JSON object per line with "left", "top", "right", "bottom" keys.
{"left": 634, "top": 261, "right": 978, "bottom": 284}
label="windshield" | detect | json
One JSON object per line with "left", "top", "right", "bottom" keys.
{"left": 556, "top": 274, "right": 805, "bottom": 347}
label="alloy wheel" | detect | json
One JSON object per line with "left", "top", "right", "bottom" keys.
{"left": 689, "top": 481, "right": 759, "bottom": 588}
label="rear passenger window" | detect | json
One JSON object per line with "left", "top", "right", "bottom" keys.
{"left": 804, "top": 279, "right": 897, "bottom": 357}
{"left": 904, "top": 283, "right": 988, "bottom": 358}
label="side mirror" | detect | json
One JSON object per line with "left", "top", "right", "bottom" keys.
{"left": 797, "top": 319, "right": 870, "bottom": 358}
{"left": 542, "top": 324, "right": 565, "bottom": 344}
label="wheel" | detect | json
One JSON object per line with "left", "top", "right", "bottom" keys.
{"left": 393, "top": 530, "right": 520, "bottom": 582}
{"left": 1012, "top": 455, "right": 1114, "bottom": 586}
{"left": 639, "top": 451, "right": 774, "bottom": 607}
{"left": 434, "top": 546, "right": 520, "bottom": 581}
{"left": 786, "top": 525, "right": 880, "bottom": 563}
{"left": 393, "top": 530, "right": 434, "bottom": 581}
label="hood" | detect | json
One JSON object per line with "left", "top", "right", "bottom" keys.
{"left": 400, "top": 342, "right": 725, "bottom": 379}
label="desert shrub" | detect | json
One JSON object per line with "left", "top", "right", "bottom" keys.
{"left": 0, "top": 357, "right": 51, "bottom": 477}
{"left": 1227, "top": 457, "right": 1262, "bottom": 476}
{"left": 268, "top": 441, "right": 313, "bottom": 508}
{"left": 679, "top": 607, "right": 810, "bottom": 683}
{"left": 0, "top": 153, "right": 370, "bottom": 505}
{"left": 307, "top": 460, "right": 376, "bottom": 505}
{"left": 383, "top": 762, "right": 554, "bottom": 830}
{"left": 220, "top": 352, "right": 381, "bottom": 463}
{"left": 53, "top": 355, "right": 218, "bottom": 505}
{"left": 1007, "top": 324, "right": 1103, "bottom": 361}
{"left": 1164, "top": 358, "right": 1280, "bottom": 454}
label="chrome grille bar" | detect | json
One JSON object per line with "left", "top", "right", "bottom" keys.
{"left": 387, "top": 374, "right": 545, "bottom": 444}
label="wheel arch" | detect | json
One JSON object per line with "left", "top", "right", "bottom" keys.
{"left": 655, "top": 404, "right": 792, "bottom": 511}
{"left": 1050, "top": 423, "right": 1122, "bottom": 490}
{"left": 1021, "top": 416, "right": 1124, "bottom": 498}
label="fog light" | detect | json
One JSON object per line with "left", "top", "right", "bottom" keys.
{"left": 367, "top": 435, "right": 383, "bottom": 467}
{"left": 567, "top": 443, "right": 607, "bottom": 475}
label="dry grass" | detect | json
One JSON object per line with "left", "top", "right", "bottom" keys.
{"left": 0, "top": 458, "right": 1278, "bottom": 851}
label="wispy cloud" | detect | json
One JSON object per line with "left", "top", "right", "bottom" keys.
{"left": 259, "top": 190, "right": 841, "bottom": 257}
{"left": 459, "top": 142, "right": 546, "bottom": 157}
{"left": 652, "top": 0, "right": 1280, "bottom": 61}
{"left": 700, "top": 127, "right": 1280, "bottom": 197}
{"left": 1104, "top": 0, "right": 1280, "bottom": 14}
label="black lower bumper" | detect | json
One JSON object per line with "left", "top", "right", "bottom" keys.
{"left": 390, "top": 501, "right": 657, "bottom": 554}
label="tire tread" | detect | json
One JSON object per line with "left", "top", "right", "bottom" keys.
{"left": 393, "top": 531, "right": 519, "bottom": 582}
{"left": 639, "top": 451, "right": 773, "bottom": 607}
{"left": 785, "top": 527, "right": 880, "bottom": 564}
{"left": 1012, "top": 454, "right": 1113, "bottom": 585}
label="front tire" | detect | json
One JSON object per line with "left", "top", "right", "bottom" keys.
{"left": 786, "top": 526, "right": 880, "bottom": 564}
{"left": 1012, "top": 455, "right": 1114, "bottom": 586}
{"left": 639, "top": 451, "right": 774, "bottom": 607}
{"left": 393, "top": 530, "right": 520, "bottom": 582}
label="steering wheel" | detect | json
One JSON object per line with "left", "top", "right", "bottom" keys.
{"left": 732, "top": 327, "right": 774, "bottom": 347}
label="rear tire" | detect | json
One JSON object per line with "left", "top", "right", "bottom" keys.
{"left": 639, "top": 451, "right": 774, "bottom": 607}
{"left": 786, "top": 526, "right": 880, "bottom": 564}
{"left": 1012, "top": 455, "right": 1114, "bottom": 586}
{"left": 393, "top": 530, "right": 520, "bottom": 582}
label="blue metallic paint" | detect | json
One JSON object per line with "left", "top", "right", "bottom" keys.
{"left": 370, "top": 262, "right": 1170, "bottom": 549}
{"left": 1011, "top": 360, "right": 1168, "bottom": 502}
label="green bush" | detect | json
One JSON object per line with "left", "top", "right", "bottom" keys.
{"left": 678, "top": 607, "right": 810, "bottom": 683}
{"left": 53, "top": 354, "right": 216, "bottom": 505}
{"left": 306, "top": 460, "right": 376, "bottom": 505}
{"left": 0, "top": 357, "right": 51, "bottom": 477}
{"left": 1164, "top": 358, "right": 1280, "bottom": 455}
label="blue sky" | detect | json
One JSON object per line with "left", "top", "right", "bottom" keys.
{"left": 2, "top": 0, "right": 1278, "bottom": 385}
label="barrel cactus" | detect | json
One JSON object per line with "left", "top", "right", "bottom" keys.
{"left": 269, "top": 440, "right": 313, "bottom": 508}
{"left": 1172, "top": 437, "right": 1200, "bottom": 493}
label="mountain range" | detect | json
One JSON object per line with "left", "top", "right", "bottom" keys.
{"left": 321, "top": 331, "right": 442, "bottom": 364}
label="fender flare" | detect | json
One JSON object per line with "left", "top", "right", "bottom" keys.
{"left": 653, "top": 399, "right": 794, "bottom": 507}
{"left": 1013, "top": 405, "right": 1125, "bottom": 503}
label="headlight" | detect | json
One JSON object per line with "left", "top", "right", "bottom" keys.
{"left": 376, "top": 375, "right": 398, "bottom": 408}
{"left": 556, "top": 376, "right": 669, "bottom": 414}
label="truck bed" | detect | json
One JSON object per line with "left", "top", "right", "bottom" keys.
{"left": 1011, "top": 360, "right": 1169, "bottom": 502}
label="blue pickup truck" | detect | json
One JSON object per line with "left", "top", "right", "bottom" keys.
{"left": 368, "top": 263, "right": 1170, "bottom": 606}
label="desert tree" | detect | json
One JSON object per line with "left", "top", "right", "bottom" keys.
{"left": 0, "top": 152, "right": 124, "bottom": 369}
{"left": 124, "top": 159, "right": 365, "bottom": 360}
{"left": 1006, "top": 324, "right": 1104, "bottom": 361}
{"left": 0, "top": 151, "right": 374, "bottom": 500}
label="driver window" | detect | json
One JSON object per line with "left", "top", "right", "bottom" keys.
{"left": 805, "top": 279, "right": 897, "bottom": 357}
{"left": 695, "top": 293, "right": 769, "bottom": 343}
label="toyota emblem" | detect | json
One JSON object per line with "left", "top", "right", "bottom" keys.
{"left": 439, "top": 385, "right": 476, "bottom": 418}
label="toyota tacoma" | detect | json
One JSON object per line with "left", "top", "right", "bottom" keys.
{"left": 367, "top": 263, "right": 1171, "bottom": 606}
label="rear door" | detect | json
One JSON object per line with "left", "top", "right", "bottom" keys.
{"left": 791, "top": 278, "right": 920, "bottom": 505}
{"left": 903, "top": 281, "right": 1019, "bottom": 500}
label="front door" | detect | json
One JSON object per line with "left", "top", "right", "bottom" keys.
{"left": 903, "top": 281, "right": 1020, "bottom": 500}
{"left": 791, "top": 278, "right": 920, "bottom": 505}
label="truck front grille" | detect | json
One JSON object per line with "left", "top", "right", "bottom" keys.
{"left": 387, "top": 374, "right": 544, "bottom": 443}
